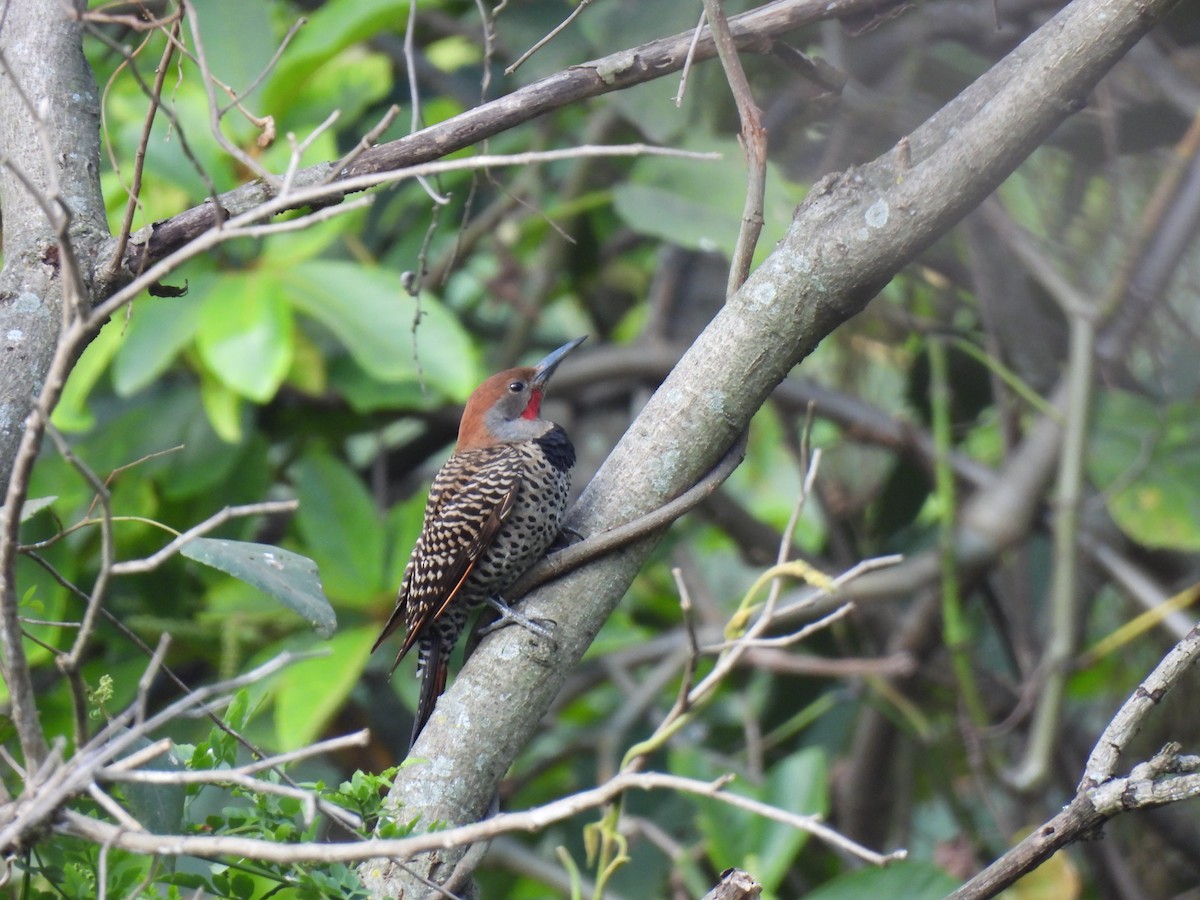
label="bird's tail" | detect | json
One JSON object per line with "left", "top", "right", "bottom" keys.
{"left": 411, "top": 639, "right": 449, "bottom": 748}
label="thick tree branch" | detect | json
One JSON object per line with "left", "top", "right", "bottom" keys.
{"left": 366, "top": 0, "right": 1184, "bottom": 893}
{"left": 0, "top": 0, "right": 107, "bottom": 770}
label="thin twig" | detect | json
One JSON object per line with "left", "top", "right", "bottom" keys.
{"left": 673, "top": 11, "right": 707, "bottom": 107}
{"left": 700, "top": 0, "right": 768, "bottom": 294}
{"left": 505, "top": 0, "right": 594, "bottom": 75}
{"left": 104, "top": 14, "right": 182, "bottom": 283}
{"left": 109, "top": 500, "right": 299, "bottom": 575}
{"left": 56, "top": 769, "right": 904, "bottom": 867}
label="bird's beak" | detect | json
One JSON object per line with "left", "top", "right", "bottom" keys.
{"left": 531, "top": 336, "right": 586, "bottom": 388}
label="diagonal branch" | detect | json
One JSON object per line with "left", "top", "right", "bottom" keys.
{"left": 369, "top": 0, "right": 1186, "bottom": 892}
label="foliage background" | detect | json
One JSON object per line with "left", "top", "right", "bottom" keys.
{"left": 5, "top": 0, "right": 1200, "bottom": 897}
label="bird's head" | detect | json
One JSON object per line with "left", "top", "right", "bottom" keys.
{"left": 456, "top": 336, "right": 586, "bottom": 451}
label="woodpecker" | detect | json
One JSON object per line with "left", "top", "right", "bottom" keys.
{"left": 372, "top": 336, "right": 586, "bottom": 746}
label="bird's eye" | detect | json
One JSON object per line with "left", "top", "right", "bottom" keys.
{"left": 508, "top": 380, "right": 526, "bottom": 393}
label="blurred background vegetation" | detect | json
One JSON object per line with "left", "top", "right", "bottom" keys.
{"left": 9, "top": 0, "right": 1200, "bottom": 896}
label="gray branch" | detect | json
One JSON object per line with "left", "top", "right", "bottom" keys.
{"left": 365, "top": 0, "right": 1185, "bottom": 894}
{"left": 0, "top": 0, "right": 108, "bottom": 770}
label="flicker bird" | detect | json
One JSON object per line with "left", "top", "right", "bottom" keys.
{"left": 372, "top": 336, "right": 585, "bottom": 747}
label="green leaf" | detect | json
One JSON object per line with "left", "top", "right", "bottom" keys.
{"left": 681, "top": 746, "right": 828, "bottom": 893}
{"left": 283, "top": 260, "right": 481, "bottom": 401}
{"left": 113, "top": 295, "right": 203, "bottom": 396}
{"left": 757, "top": 748, "right": 828, "bottom": 886}
{"left": 1089, "top": 390, "right": 1200, "bottom": 550}
{"left": 291, "top": 451, "right": 385, "bottom": 604}
{"left": 116, "top": 735, "right": 187, "bottom": 842}
{"left": 2, "top": 496, "right": 57, "bottom": 523}
{"left": 262, "top": 51, "right": 392, "bottom": 161}
{"left": 181, "top": 538, "right": 337, "bottom": 638}
{"left": 52, "top": 315, "right": 125, "bottom": 432}
{"left": 262, "top": 0, "right": 410, "bottom": 114}
{"left": 803, "top": 862, "right": 958, "bottom": 899}
{"left": 197, "top": 270, "right": 294, "bottom": 403}
{"left": 384, "top": 490, "right": 427, "bottom": 593}
{"left": 272, "top": 625, "right": 376, "bottom": 750}
{"left": 188, "top": 0, "right": 276, "bottom": 105}
{"left": 613, "top": 138, "right": 801, "bottom": 266}
{"left": 200, "top": 371, "right": 244, "bottom": 443}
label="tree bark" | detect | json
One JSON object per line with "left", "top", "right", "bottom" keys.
{"left": 0, "top": 0, "right": 107, "bottom": 769}
{"left": 361, "top": 0, "right": 1185, "bottom": 894}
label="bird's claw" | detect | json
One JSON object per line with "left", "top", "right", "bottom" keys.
{"left": 478, "top": 596, "right": 559, "bottom": 654}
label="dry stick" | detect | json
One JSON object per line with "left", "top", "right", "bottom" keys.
{"left": 22, "top": 510, "right": 363, "bottom": 833}
{"left": 673, "top": 11, "right": 708, "bottom": 107}
{"left": 216, "top": 15, "right": 308, "bottom": 120}
{"left": 81, "top": 17, "right": 224, "bottom": 249}
{"left": 326, "top": 104, "right": 403, "bottom": 187}
{"left": 37, "top": 423, "right": 114, "bottom": 748}
{"left": 0, "top": 652, "right": 305, "bottom": 853}
{"left": 110, "top": 499, "right": 298, "bottom": 575}
{"left": 505, "top": 0, "right": 594, "bottom": 75}
{"left": 402, "top": 0, "right": 448, "bottom": 206}
{"left": 57, "top": 769, "right": 903, "bottom": 867}
{"left": 105, "top": 14, "right": 182, "bottom": 278}
{"left": 700, "top": 0, "right": 768, "bottom": 296}
{"left": 283, "top": 110, "right": 341, "bottom": 195}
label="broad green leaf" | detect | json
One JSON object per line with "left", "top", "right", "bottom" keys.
{"left": 804, "top": 862, "right": 959, "bottom": 899}
{"left": 327, "top": 355, "right": 439, "bottom": 414}
{"left": 261, "top": 50, "right": 393, "bottom": 155}
{"left": 291, "top": 451, "right": 385, "bottom": 604}
{"left": 272, "top": 625, "right": 376, "bottom": 750}
{"left": 282, "top": 260, "right": 480, "bottom": 401}
{"left": 159, "top": 406, "right": 246, "bottom": 501}
{"left": 53, "top": 316, "right": 125, "bottom": 432}
{"left": 181, "top": 538, "right": 337, "bottom": 638}
{"left": 681, "top": 746, "right": 828, "bottom": 894}
{"left": 613, "top": 139, "right": 801, "bottom": 265}
{"left": 197, "top": 271, "right": 294, "bottom": 403}
{"left": 383, "top": 487, "right": 433, "bottom": 594}
{"left": 2, "top": 496, "right": 57, "bottom": 523}
{"left": 113, "top": 295, "right": 203, "bottom": 396}
{"left": 200, "top": 372, "right": 244, "bottom": 443}
{"left": 1089, "top": 390, "right": 1200, "bottom": 550}
{"left": 285, "top": 327, "right": 329, "bottom": 397}
{"left": 262, "top": 0, "right": 409, "bottom": 114}
{"left": 188, "top": 0, "right": 276, "bottom": 107}
{"left": 115, "top": 735, "right": 187, "bottom": 845}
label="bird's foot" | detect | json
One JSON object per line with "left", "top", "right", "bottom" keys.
{"left": 549, "top": 524, "right": 585, "bottom": 551}
{"left": 477, "top": 595, "right": 558, "bottom": 653}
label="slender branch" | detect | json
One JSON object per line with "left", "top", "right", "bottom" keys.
{"left": 700, "top": 0, "right": 767, "bottom": 294}
{"left": 103, "top": 14, "right": 182, "bottom": 282}
{"left": 90, "top": 144, "right": 718, "bottom": 329}
{"left": 58, "top": 770, "right": 904, "bottom": 867}
{"left": 951, "top": 626, "right": 1200, "bottom": 898}
{"left": 109, "top": 500, "right": 299, "bottom": 576}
